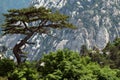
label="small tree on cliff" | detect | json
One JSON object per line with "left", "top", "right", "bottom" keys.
{"left": 2, "top": 6, "right": 75, "bottom": 64}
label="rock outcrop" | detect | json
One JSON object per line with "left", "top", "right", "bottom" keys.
{"left": 1, "top": 0, "right": 120, "bottom": 60}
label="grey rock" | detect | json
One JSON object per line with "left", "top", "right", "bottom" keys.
{"left": 1, "top": 0, "right": 120, "bottom": 60}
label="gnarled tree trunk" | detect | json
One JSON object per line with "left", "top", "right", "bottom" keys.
{"left": 13, "top": 33, "right": 34, "bottom": 65}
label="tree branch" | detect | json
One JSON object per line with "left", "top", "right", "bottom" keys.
{"left": 44, "top": 24, "right": 61, "bottom": 28}
{"left": 26, "top": 42, "right": 35, "bottom": 45}
{"left": 13, "top": 32, "right": 34, "bottom": 64}
{"left": 22, "top": 21, "right": 33, "bottom": 32}
{"left": 38, "top": 20, "right": 48, "bottom": 29}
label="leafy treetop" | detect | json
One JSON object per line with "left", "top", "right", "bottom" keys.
{"left": 2, "top": 6, "right": 76, "bottom": 35}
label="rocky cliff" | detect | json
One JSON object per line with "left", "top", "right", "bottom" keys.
{"left": 1, "top": 0, "right": 120, "bottom": 60}
{"left": 31, "top": 0, "right": 120, "bottom": 49}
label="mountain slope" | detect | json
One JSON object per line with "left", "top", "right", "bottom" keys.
{"left": 31, "top": 0, "right": 120, "bottom": 49}
{"left": 27, "top": 0, "right": 120, "bottom": 60}
{"left": 1, "top": 0, "right": 120, "bottom": 60}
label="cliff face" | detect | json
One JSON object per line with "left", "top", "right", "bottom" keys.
{"left": 1, "top": 0, "right": 120, "bottom": 60}
{"left": 31, "top": 0, "right": 120, "bottom": 49}
{"left": 26, "top": 0, "right": 120, "bottom": 60}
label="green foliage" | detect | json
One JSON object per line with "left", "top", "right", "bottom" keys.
{"left": 2, "top": 6, "right": 76, "bottom": 35}
{"left": 0, "top": 49, "right": 120, "bottom": 80}
{"left": 8, "top": 61, "right": 39, "bottom": 80}
{"left": 0, "top": 59, "right": 15, "bottom": 77}
{"left": 102, "top": 38, "right": 120, "bottom": 69}
{"left": 0, "top": 59, "right": 39, "bottom": 80}
{"left": 37, "top": 49, "right": 120, "bottom": 80}
{"left": 80, "top": 38, "right": 120, "bottom": 69}
{"left": 37, "top": 49, "right": 82, "bottom": 79}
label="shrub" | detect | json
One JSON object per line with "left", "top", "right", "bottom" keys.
{"left": 37, "top": 49, "right": 120, "bottom": 80}
{"left": 0, "top": 59, "right": 15, "bottom": 77}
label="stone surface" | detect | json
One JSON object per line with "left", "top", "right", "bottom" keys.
{"left": 0, "top": 0, "right": 120, "bottom": 60}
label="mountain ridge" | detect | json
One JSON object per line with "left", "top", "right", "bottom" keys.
{"left": 0, "top": 0, "right": 120, "bottom": 60}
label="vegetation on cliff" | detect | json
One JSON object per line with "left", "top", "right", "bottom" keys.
{"left": 0, "top": 38, "right": 120, "bottom": 80}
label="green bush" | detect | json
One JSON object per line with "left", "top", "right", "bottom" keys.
{"left": 8, "top": 62, "right": 39, "bottom": 80}
{"left": 37, "top": 49, "right": 82, "bottom": 79}
{"left": 0, "top": 59, "right": 15, "bottom": 77}
{"left": 0, "top": 59, "right": 39, "bottom": 80}
{"left": 0, "top": 50, "right": 120, "bottom": 80}
{"left": 37, "top": 49, "right": 120, "bottom": 80}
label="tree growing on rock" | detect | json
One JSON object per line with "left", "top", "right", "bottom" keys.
{"left": 2, "top": 6, "right": 75, "bottom": 65}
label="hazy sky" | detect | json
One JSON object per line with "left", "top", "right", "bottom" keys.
{"left": 0, "top": 0, "right": 32, "bottom": 24}
{"left": 0, "top": 0, "right": 32, "bottom": 11}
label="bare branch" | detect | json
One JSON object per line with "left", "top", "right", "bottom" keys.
{"left": 26, "top": 42, "right": 35, "bottom": 45}
{"left": 44, "top": 24, "right": 61, "bottom": 28}
{"left": 22, "top": 21, "right": 33, "bottom": 32}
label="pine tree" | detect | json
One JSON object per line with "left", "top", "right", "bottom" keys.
{"left": 2, "top": 6, "right": 76, "bottom": 65}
